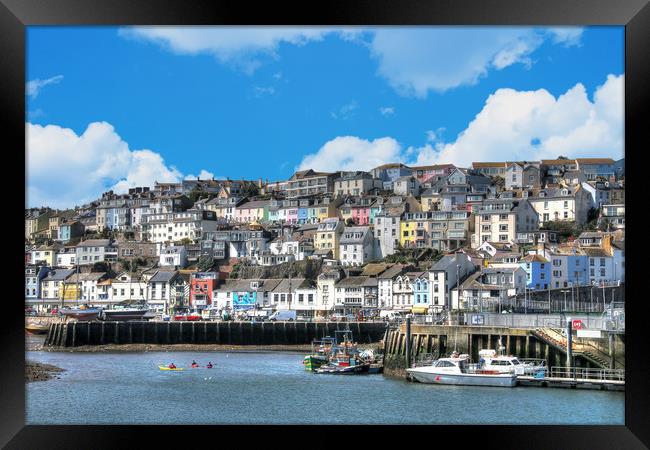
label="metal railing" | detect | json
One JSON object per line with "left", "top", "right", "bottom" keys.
{"left": 549, "top": 366, "right": 625, "bottom": 382}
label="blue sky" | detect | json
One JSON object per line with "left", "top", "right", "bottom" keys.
{"left": 26, "top": 26, "right": 624, "bottom": 208}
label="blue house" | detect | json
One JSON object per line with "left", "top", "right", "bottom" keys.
{"left": 520, "top": 254, "right": 551, "bottom": 290}
{"left": 410, "top": 272, "right": 430, "bottom": 308}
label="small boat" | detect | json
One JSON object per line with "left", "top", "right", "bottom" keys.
{"left": 173, "top": 313, "right": 202, "bottom": 321}
{"left": 25, "top": 322, "right": 50, "bottom": 334}
{"left": 60, "top": 306, "right": 102, "bottom": 321}
{"left": 100, "top": 308, "right": 148, "bottom": 321}
{"left": 406, "top": 356, "right": 517, "bottom": 387}
{"left": 316, "top": 361, "right": 370, "bottom": 374}
{"left": 158, "top": 365, "right": 184, "bottom": 371}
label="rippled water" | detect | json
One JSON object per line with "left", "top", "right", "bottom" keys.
{"left": 26, "top": 350, "right": 624, "bottom": 425}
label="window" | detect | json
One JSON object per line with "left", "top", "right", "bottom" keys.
{"left": 544, "top": 201, "right": 549, "bottom": 210}
{"left": 600, "top": 268, "right": 606, "bottom": 277}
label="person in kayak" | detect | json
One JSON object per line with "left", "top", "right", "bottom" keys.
{"left": 191, "top": 360, "right": 199, "bottom": 368}
{"left": 206, "top": 362, "right": 213, "bottom": 369}
{"left": 168, "top": 363, "right": 176, "bottom": 369}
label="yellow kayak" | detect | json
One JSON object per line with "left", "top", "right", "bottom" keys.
{"left": 158, "top": 365, "right": 184, "bottom": 371}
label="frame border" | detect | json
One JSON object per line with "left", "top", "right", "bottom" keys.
{"left": 3, "top": 0, "right": 648, "bottom": 448}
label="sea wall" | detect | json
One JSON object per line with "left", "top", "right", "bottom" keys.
{"left": 44, "top": 321, "right": 388, "bottom": 348}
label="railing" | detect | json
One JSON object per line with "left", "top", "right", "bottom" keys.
{"left": 549, "top": 366, "right": 625, "bottom": 382}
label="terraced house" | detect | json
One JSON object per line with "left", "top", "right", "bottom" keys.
{"left": 313, "top": 218, "right": 344, "bottom": 259}
{"left": 286, "top": 169, "right": 338, "bottom": 198}
{"left": 472, "top": 197, "right": 539, "bottom": 248}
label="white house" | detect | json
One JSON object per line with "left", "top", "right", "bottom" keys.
{"left": 528, "top": 186, "right": 593, "bottom": 226}
{"left": 110, "top": 272, "right": 148, "bottom": 303}
{"left": 428, "top": 254, "right": 477, "bottom": 312}
{"left": 339, "top": 226, "right": 374, "bottom": 266}
{"left": 159, "top": 245, "right": 188, "bottom": 268}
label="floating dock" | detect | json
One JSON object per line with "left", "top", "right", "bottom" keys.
{"left": 516, "top": 375, "right": 624, "bottom": 391}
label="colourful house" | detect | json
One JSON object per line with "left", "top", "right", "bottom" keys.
{"left": 520, "top": 254, "right": 551, "bottom": 290}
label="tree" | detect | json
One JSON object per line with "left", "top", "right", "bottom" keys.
{"left": 179, "top": 237, "right": 192, "bottom": 246}
{"left": 197, "top": 255, "right": 214, "bottom": 272}
{"left": 187, "top": 187, "right": 204, "bottom": 204}
{"left": 241, "top": 183, "right": 260, "bottom": 198}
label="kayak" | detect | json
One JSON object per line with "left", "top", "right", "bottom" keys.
{"left": 158, "top": 366, "right": 184, "bottom": 371}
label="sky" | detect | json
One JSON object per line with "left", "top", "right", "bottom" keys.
{"left": 26, "top": 26, "right": 624, "bottom": 209}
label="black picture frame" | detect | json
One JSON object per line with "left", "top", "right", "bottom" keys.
{"left": 3, "top": 0, "right": 648, "bottom": 448}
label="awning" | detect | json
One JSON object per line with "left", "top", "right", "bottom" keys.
{"left": 411, "top": 306, "right": 429, "bottom": 314}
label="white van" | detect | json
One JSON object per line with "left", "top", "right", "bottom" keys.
{"left": 269, "top": 310, "right": 297, "bottom": 321}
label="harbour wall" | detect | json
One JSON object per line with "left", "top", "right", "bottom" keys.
{"left": 43, "top": 321, "right": 388, "bottom": 348}
{"left": 382, "top": 324, "right": 624, "bottom": 378}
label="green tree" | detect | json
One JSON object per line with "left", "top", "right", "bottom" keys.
{"left": 197, "top": 255, "right": 215, "bottom": 272}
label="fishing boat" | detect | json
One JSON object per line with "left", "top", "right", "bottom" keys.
{"left": 314, "top": 330, "right": 371, "bottom": 375}
{"left": 59, "top": 305, "right": 102, "bottom": 321}
{"left": 303, "top": 337, "right": 336, "bottom": 371}
{"left": 158, "top": 365, "right": 184, "bottom": 371}
{"left": 406, "top": 355, "right": 517, "bottom": 387}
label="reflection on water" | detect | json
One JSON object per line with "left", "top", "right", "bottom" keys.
{"left": 26, "top": 350, "right": 624, "bottom": 425}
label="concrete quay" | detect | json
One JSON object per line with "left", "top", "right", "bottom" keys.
{"left": 43, "top": 320, "right": 388, "bottom": 348}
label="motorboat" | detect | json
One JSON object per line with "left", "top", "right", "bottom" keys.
{"left": 478, "top": 349, "right": 546, "bottom": 376}
{"left": 406, "top": 356, "right": 517, "bottom": 387}
{"left": 100, "top": 308, "right": 148, "bottom": 321}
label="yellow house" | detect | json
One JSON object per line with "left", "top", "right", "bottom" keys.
{"left": 30, "top": 243, "right": 62, "bottom": 266}
{"left": 420, "top": 191, "right": 441, "bottom": 212}
{"left": 313, "top": 218, "right": 344, "bottom": 259}
{"left": 400, "top": 221, "right": 418, "bottom": 248}
{"left": 61, "top": 275, "right": 82, "bottom": 302}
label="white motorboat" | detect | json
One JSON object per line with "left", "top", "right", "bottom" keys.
{"left": 478, "top": 349, "right": 546, "bottom": 376}
{"left": 406, "top": 356, "right": 517, "bottom": 387}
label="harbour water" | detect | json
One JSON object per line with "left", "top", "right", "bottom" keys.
{"left": 26, "top": 348, "right": 624, "bottom": 425}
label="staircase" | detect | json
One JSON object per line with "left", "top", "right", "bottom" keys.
{"left": 533, "top": 328, "right": 613, "bottom": 369}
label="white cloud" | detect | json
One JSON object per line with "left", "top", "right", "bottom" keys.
{"left": 547, "top": 28, "right": 584, "bottom": 47}
{"left": 297, "top": 136, "right": 402, "bottom": 172}
{"left": 331, "top": 101, "right": 359, "bottom": 120}
{"left": 425, "top": 128, "right": 446, "bottom": 143}
{"left": 119, "top": 27, "right": 334, "bottom": 74}
{"left": 120, "top": 27, "right": 584, "bottom": 94}
{"left": 413, "top": 74, "right": 624, "bottom": 167}
{"left": 298, "top": 73, "right": 622, "bottom": 172}
{"left": 185, "top": 169, "right": 215, "bottom": 180}
{"left": 367, "top": 27, "right": 582, "bottom": 97}
{"left": 379, "top": 106, "right": 395, "bottom": 116}
{"left": 26, "top": 75, "right": 64, "bottom": 99}
{"left": 26, "top": 121, "right": 211, "bottom": 209}
{"left": 252, "top": 86, "right": 276, "bottom": 97}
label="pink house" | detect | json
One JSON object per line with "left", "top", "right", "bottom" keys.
{"left": 411, "top": 164, "right": 456, "bottom": 184}
{"left": 286, "top": 208, "right": 299, "bottom": 225}
{"left": 351, "top": 205, "right": 371, "bottom": 225}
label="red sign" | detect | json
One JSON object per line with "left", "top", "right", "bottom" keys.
{"left": 572, "top": 320, "right": 583, "bottom": 330}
